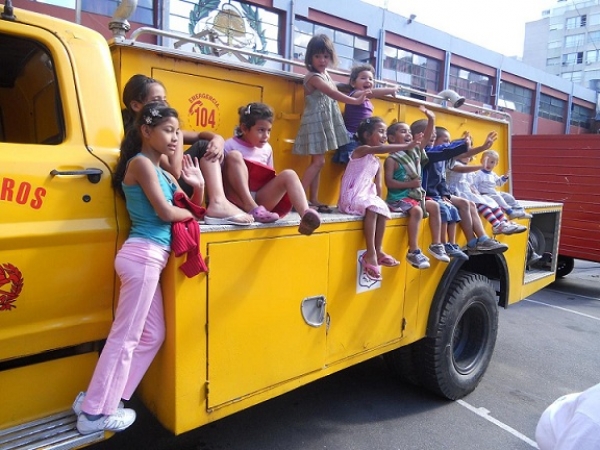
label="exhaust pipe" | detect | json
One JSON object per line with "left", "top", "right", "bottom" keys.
{"left": 435, "top": 89, "right": 465, "bottom": 108}
{"left": 109, "top": 0, "right": 138, "bottom": 39}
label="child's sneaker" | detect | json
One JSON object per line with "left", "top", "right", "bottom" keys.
{"left": 468, "top": 237, "right": 508, "bottom": 254}
{"left": 428, "top": 243, "right": 451, "bottom": 262}
{"left": 77, "top": 408, "right": 136, "bottom": 435}
{"left": 406, "top": 250, "right": 430, "bottom": 269}
{"left": 493, "top": 221, "right": 527, "bottom": 235}
{"left": 72, "top": 391, "right": 124, "bottom": 416}
{"left": 509, "top": 210, "right": 532, "bottom": 219}
{"left": 444, "top": 243, "right": 469, "bottom": 260}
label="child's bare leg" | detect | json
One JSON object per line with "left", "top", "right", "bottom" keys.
{"left": 447, "top": 222, "right": 457, "bottom": 244}
{"left": 407, "top": 205, "right": 423, "bottom": 252}
{"left": 222, "top": 151, "right": 260, "bottom": 212}
{"left": 425, "top": 200, "right": 442, "bottom": 243}
{"left": 441, "top": 222, "right": 449, "bottom": 244}
{"left": 200, "top": 156, "right": 252, "bottom": 221}
{"left": 363, "top": 209, "right": 378, "bottom": 267}
{"left": 374, "top": 212, "right": 388, "bottom": 255}
{"left": 256, "top": 169, "right": 309, "bottom": 215}
{"left": 301, "top": 154, "right": 326, "bottom": 205}
{"left": 451, "top": 196, "right": 476, "bottom": 242}
{"left": 469, "top": 202, "right": 488, "bottom": 238}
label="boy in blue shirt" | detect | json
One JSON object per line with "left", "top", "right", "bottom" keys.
{"left": 411, "top": 119, "right": 507, "bottom": 257}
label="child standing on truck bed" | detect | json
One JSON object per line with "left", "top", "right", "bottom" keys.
{"left": 73, "top": 103, "right": 205, "bottom": 434}
{"left": 384, "top": 107, "right": 450, "bottom": 269}
{"left": 292, "top": 34, "right": 368, "bottom": 214}
{"left": 333, "top": 64, "right": 398, "bottom": 165}
{"left": 338, "top": 116, "right": 421, "bottom": 281}
{"left": 121, "top": 74, "right": 253, "bottom": 225}
{"left": 223, "top": 102, "right": 321, "bottom": 235}
{"left": 472, "top": 150, "right": 532, "bottom": 219}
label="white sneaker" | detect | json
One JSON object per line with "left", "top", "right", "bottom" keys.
{"left": 509, "top": 210, "right": 533, "bottom": 219}
{"left": 72, "top": 391, "right": 124, "bottom": 416}
{"left": 76, "top": 408, "right": 136, "bottom": 435}
{"left": 428, "top": 243, "right": 451, "bottom": 262}
{"left": 406, "top": 250, "right": 430, "bottom": 269}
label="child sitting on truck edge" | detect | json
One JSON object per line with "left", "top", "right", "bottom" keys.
{"left": 338, "top": 116, "right": 421, "bottom": 280}
{"left": 73, "top": 103, "right": 205, "bottom": 435}
{"left": 384, "top": 106, "right": 450, "bottom": 269}
{"left": 472, "top": 149, "right": 533, "bottom": 219}
{"left": 121, "top": 74, "right": 253, "bottom": 226}
{"left": 413, "top": 119, "right": 507, "bottom": 257}
{"left": 446, "top": 154, "right": 527, "bottom": 235}
{"left": 222, "top": 102, "right": 321, "bottom": 235}
{"left": 333, "top": 63, "right": 398, "bottom": 165}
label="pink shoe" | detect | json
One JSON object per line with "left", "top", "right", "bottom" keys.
{"left": 250, "top": 205, "right": 279, "bottom": 223}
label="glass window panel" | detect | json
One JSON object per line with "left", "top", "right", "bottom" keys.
{"left": 355, "top": 37, "right": 370, "bottom": 51}
{"left": 314, "top": 25, "right": 334, "bottom": 39}
{"left": 335, "top": 30, "right": 354, "bottom": 46}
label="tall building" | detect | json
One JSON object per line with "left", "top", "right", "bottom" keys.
{"left": 524, "top": 0, "right": 600, "bottom": 92}
{"left": 9, "top": 0, "right": 600, "bottom": 134}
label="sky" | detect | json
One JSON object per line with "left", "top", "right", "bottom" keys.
{"left": 362, "top": 0, "right": 559, "bottom": 57}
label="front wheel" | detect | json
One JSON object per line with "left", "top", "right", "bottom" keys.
{"left": 556, "top": 255, "right": 575, "bottom": 278}
{"left": 416, "top": 271, "right": 498, "bottom": 400}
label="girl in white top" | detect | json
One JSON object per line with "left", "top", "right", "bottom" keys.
{"left": 223, "top": 102, "right": 321, "bottom": 235}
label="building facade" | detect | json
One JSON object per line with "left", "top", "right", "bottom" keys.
{"left": 11, "top": 0, "right": 599, "bottom": 135}
{"left": 524, "top": 0, "right": 600, "bottom": 93}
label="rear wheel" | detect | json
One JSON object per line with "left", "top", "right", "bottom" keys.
{"left": 416, "top": 271, "right": 498, "bottom": 400}
{"left": 384, "top": 344, "right": 421, "bottom": 387}
{"left": 556, "top": 255, "right": 575, "bottom": 278}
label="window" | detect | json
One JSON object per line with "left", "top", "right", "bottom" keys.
{"left": 538, "top": 94, "right": 565, "bottom": 123}
{"left": 382, "top": 46, "right": 441, "bottom": 93}
{"left": 588, "top": 31, "right": 600, "bottom": 45}
{"left": 562, "top": 52, "right": 583, "bottom": 65}
{"left": 561, "top": 71, "right": 582, "bottom": 82}
{"left": 571, "top": 104, "right": 593, "bottom": 129}
{"left": 586, "top": 50, "right": 598, "bottom": 64}
{"left": 498, "top": 81, "right": 533, "bottom": 114}
{"left": 448, "top": 66, "right": 492, "bottom": 104}
{"left": 564, "top": 34, "right": 585, "bottom": 48}
{"left": 170, "top": 1, "right": 281, "bottom": 65}
{"left": 294, "top": 19, "right": 372, "bottom": 71}
{"left": 589, "top": 13, "right": 600, "bottom": 26}
{"left": 547, "top": 57, "right": 561, "bottom": 66}
{"left": 548, "top": 40, "right": 562, "bottom": 50}
{"left": 566, "top": 15, "right": 586, "bottom": 29}
{"left": 35, "top": 0, "right": 154, "bottom": 25}
{"left": 0, "top": 33, "right": 63, "bottom": 144}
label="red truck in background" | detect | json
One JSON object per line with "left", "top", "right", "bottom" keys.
{"left": 512, "top": 135, "right": 600, "bottom": 277}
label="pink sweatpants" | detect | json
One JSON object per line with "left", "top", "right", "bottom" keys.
{"left": 81, "top": 239, "right": 169, "bottom": 416}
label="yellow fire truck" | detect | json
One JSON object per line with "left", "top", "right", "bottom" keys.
{"left": 0, "top": 1, "right": 562, "bottom": 448}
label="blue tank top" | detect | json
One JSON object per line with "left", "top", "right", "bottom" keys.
{"left": 122, "top": 154, "right": 177, "bottom": 247}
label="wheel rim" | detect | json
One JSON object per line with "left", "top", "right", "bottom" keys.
{"left": 452, "top": 302, "right": 490, "bottom": 375}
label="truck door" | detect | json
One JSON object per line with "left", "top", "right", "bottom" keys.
{"left": 0, "top": 24, "right": 119, "bottom": 365}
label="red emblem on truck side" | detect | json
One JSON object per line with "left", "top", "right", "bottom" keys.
{"left": 0, "top": 263, "right": 23, "bottom": 311}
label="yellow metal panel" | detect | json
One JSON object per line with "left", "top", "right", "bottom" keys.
{"left": 326, "top": 224, "right": 408, "bottom": 361}
{"left": 206, "top": 234, "right": 329, "bottom": 408}
{"left": 0, "top": 353, "right": 97, "bottom": 429}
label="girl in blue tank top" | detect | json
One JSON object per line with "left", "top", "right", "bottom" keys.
{"left": 73, "top": 102, "right": 204, "bottom": 435}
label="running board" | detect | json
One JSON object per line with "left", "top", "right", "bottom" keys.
{"left": 0, "top": 410, "right": 104, "bottom": 450}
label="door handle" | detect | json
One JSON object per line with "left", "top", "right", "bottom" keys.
{"left": 50, "top": 168, "right": 104, "bottom": 184}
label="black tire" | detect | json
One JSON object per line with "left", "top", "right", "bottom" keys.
{"left": 383, "top": 344, "right": 422, "bottom": 387}
{"left": 556, "top": 255, "right": 575, "bottom": 278}
{"left": 416, "top": 271, "right": 498, "bottom": 400}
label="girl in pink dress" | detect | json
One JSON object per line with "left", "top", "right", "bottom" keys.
{"left": 338, "top": 117, "right": 422, "bottom": 281}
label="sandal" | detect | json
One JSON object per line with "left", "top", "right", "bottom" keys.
{"left": 377, "top": 254, "right": 400, "bottom": 267}
{"left": 309, "top": 202, "right": 333, "bottom": 214}
{"left": 298, "top": 209, "right": 321, "bottom": 235}
{"left": 359, "top": 252, "right": 382, "bottom": 281}
{"left": 250, "top": 205, "right": 279, "bottom": 223}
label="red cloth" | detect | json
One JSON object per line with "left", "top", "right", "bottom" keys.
{"left": 171, "top": 192, "right": 207, "bottom": 277}
{"left": 244, "top": 159, "right": 292, "bottom": 217}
